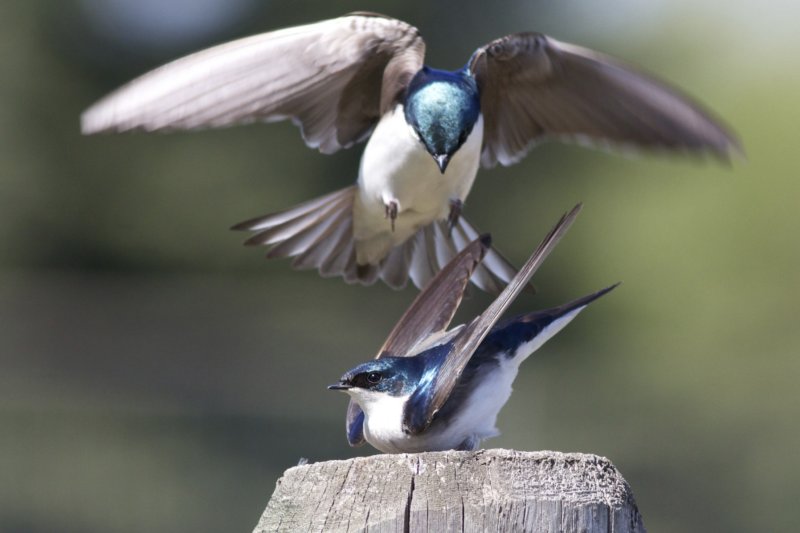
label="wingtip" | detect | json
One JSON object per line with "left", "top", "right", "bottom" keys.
{"left": 229, "top": 219, "right": 251, "bottom": 232}
{"left": 722, "top": 136, "right": 746, "bottom": 164}
{"left": 241, "top": 232, "right": 267, "bottom": 246}
{"left": 79, "top": 110, "right": 97, "bottom": 136}
{"left": 499, "top": 201, "right": 585, "bottom": 298}
{"left": 541, "top": 202, "right": 583, "bottom": 248}
{"left": 566, "top": 202, "right": 583, "bottom": 218}
{"left": 536, "top": 281, "right": 620, "bottom": 321}
{"left": 552, "top": 202, "right": 583, "bottom": 232}
{"left": 572, "top": 281, "right": 621, "bottom": 309}
{"left": 699, "top": 129, "right": 744, "bottom": 166}
{"left": 80, "top": 104, "right": 112, "bottom": 136}
{"left": 597, "top": 281, "right": 621, "bottom": 298}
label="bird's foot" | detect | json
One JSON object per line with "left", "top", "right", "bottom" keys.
{"left": 384, "top": 200, "right": 398, "bottom": 232}
{"left": 447, "top": 198, "right": 463, "bottom": 234}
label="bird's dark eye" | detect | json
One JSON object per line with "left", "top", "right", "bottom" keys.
{"left": 367, "top": 372, "right": 382, "bottom": 384}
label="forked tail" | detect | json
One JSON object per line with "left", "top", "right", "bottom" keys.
{"left": 232, "top": 186, "right": 519, "bottom": 293}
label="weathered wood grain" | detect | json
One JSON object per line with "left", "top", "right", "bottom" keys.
{"left": 253, "top": 449, "right": 645, "bottom": 533}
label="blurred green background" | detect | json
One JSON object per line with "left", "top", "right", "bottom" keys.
{"left": 1, "top": 1, "right": 798, "bottom": 531}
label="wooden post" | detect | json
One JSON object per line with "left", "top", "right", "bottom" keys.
{"left": 253, "top": 449, "right": 646, "bottom": 532}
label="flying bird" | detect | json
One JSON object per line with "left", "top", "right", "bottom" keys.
{"left": 328, "top": 204, "right": 617, "bottom": 453}
{"left": 81, "top": 12, "right": 737, "bottom": 292}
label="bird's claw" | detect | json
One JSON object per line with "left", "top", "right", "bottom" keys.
{"left": 447, "top": 198, "right": 463, "bottom": 234}
{"left": 385, "top": 200, "right": 398, "bottom": 232}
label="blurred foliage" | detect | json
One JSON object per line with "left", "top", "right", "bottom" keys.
{"left": 1, "top": 1, "right": 799, "bottom": 532}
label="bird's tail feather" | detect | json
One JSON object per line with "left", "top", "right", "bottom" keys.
{"left": 490, "top": 283, "right": 620, "bottom": 365}
{"left": 404, "top": 216, "right": 518, "bottom": 294}
{"left": 232, "top": 186, "right": 362, "bottom": 282}
{"left": 232, "top": 186, "right": 519, "bottom": 292}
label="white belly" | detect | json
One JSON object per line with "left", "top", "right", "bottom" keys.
{"left": 352, "top": 106, "right": 483, "bottom": 264}
{"left": 361, "top": 394, "right": 474, "bottom": 454}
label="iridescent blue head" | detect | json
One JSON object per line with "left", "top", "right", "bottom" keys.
{"left": 404, "top": 66, "right": 481, "bottom": 173}
{"left": 328, "top": 357, "right": 424, "bottom": 397}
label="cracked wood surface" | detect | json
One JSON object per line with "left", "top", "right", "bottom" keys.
{"left": 253, "top": 449, "right": 646, "bottom": 532}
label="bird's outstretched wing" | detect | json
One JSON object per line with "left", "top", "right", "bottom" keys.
{"left": 82, "top": 13, "right": 424, "bottom": 154}
{"left": 402, "top": 203, "right": 582, "bottom": 435}
{"left": 345, "top": 234, "right": 490, "bottom": 446}
{"left": 376, "top": 234, "right": 491, "bottom": 359}
{"left": 469, "top": 33, "right": 740, "bottom": 167}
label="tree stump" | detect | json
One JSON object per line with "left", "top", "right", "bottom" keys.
{"left": 253, "top": 449, "right": 646, "bottom": 532}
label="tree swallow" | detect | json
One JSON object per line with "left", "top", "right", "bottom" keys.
{"left": 81, "top": 12, "right": 738, "bottom": 292}
{"left": 328, "top": 204, "right": 617, "bottom": 453}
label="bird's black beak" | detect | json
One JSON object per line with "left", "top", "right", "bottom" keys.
{"left": 328, "top": 381, "right": 351, "bottom": 391}
{"left": 434, "top": 154, "right": 450, "bottom": 174}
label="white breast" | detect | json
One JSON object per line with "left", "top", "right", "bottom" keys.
{"left": 359, "top": 393, "right": 411, "bottom": 453}
{"left": 352, "top": 106, "right": 484, "bottom": 264}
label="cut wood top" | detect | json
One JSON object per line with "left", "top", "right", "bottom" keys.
{"left": 254, "top": 449, "right": 646, "bottom": 533}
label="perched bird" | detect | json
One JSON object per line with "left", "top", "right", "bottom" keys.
{"left": 81, "top": 12, "right": 738, "bottom": 292}
{"left": 329, "top": 204, "right": 617, "bottom": 453}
